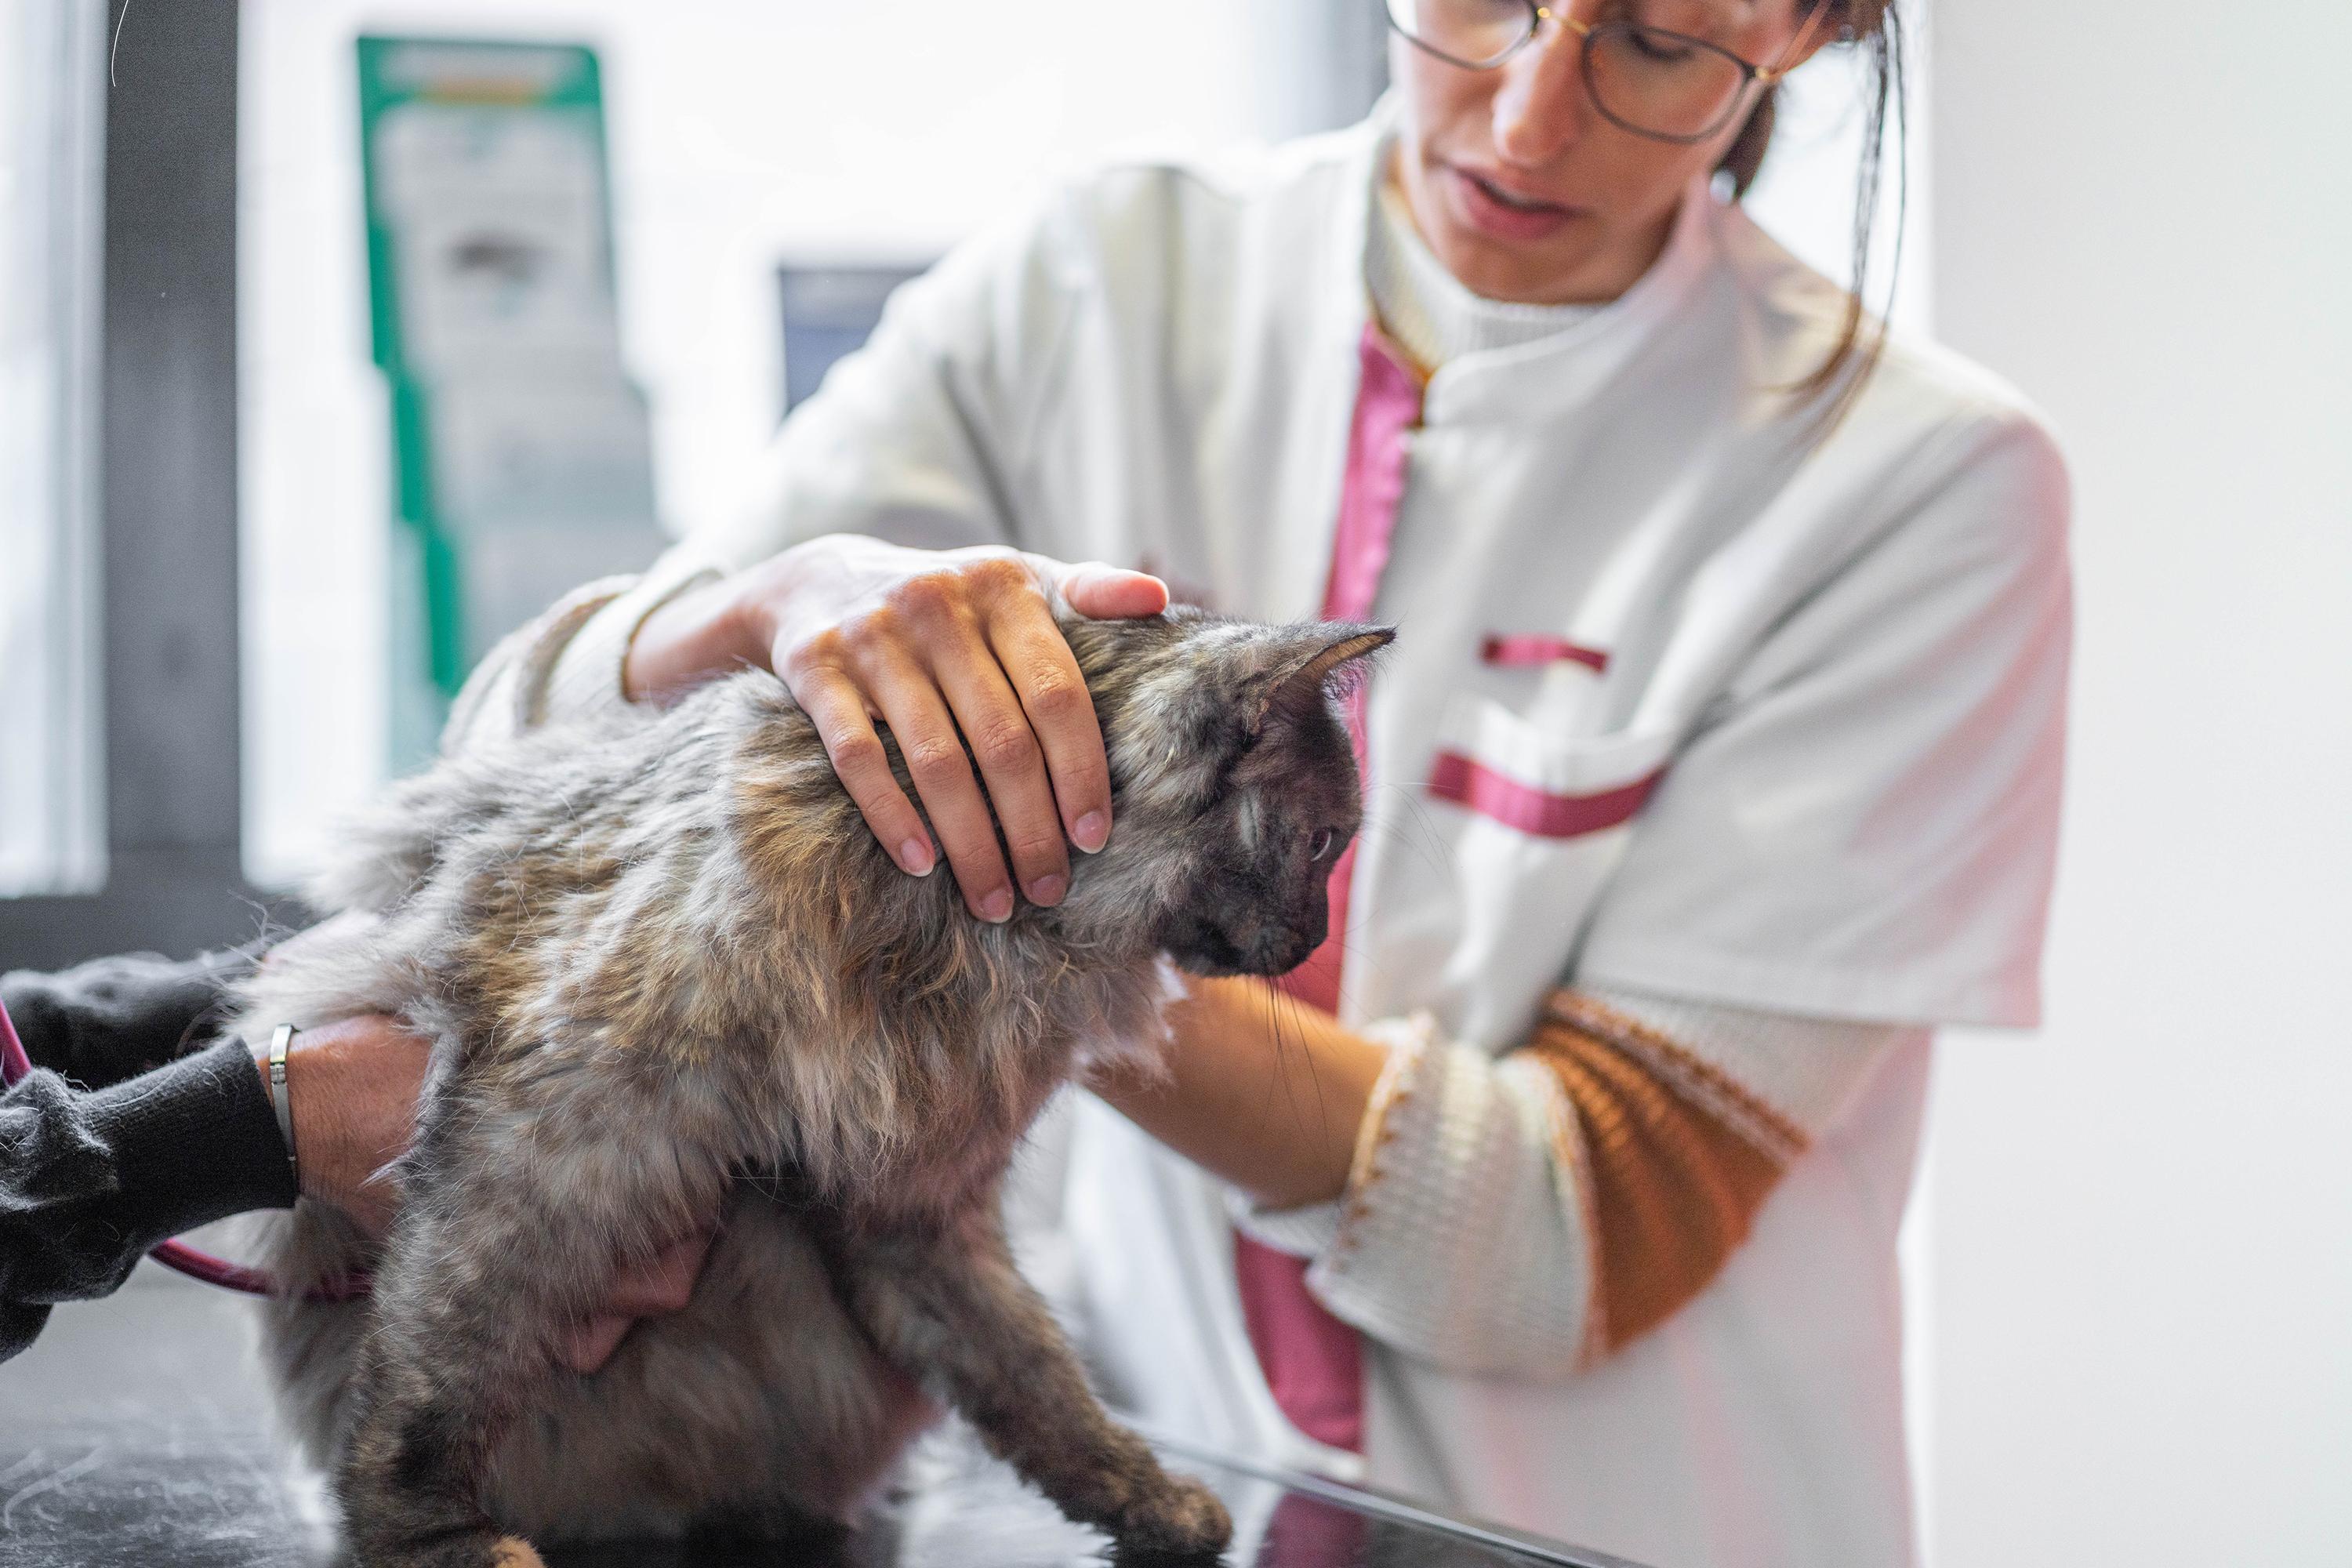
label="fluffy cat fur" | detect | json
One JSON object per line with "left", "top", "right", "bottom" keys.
{"left": 226, "top": 604, "right": 1392, "bottom": 1568}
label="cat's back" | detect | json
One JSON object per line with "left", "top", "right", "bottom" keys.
{"left": 313, "top": 672, "right": 831, "bottom": 916}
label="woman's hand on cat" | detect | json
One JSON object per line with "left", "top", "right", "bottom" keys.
{"left": 559, "top": 1227, "right": 716, "bottom": 1374}
{"left": 625, "top": 535, "right": 1168, "bottom": 923}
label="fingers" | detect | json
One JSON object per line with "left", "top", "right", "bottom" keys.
{"left": 792, "top": 633, "right": 1018, "bottom": 920}
{"left": 787, "top": 666, "right": 938, "bottom": 880}
{"left": 930, "top": 639, "right": 1073, "bottom": 906}
{"left": 770, "top": 546, "right": 1149, "bottom": 914}
{"left": 561, "top": 1314, "right": 634, "bottom": 1377}
{"left": 873, "top": 652, "right": 1018, "bottom": 921}
{"left": 985, "top": 606, "right": 1114, "bottom": 857}
{"left": 602, "top": 1230, "right": 712, "bottom": 1318}
{"left": 1058, "top": 562, "right": 1168, "bottom": 620}
{"left": 561, "top": 1229, "right": 717, "bottom": 1376}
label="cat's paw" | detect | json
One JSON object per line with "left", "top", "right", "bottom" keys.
{"left": 345, "top": 1531, "right": 544, "bottom": 1568}
{"left": 1110, "top": 1473, "right": 1232, "bottom": 1557}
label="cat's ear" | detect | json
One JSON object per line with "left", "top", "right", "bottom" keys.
{"left": 1246, "top": 623, "right": 1396, "bottom": 737}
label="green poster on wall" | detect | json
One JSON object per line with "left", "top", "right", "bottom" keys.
{"left": 356, "top": 37, "right": 664, "bottom": 764}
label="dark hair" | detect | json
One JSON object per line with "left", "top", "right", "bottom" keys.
{"left": 1715, "top": 0, "right": 1907, "bottom": 430}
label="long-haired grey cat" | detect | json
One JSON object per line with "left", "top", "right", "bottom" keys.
{"left": 226, "top": 604, "right": 1390, "bottom": 1568}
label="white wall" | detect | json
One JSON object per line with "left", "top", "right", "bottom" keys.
{"left": 1926, "top": 2, "right": 2352, "bottom": 1563}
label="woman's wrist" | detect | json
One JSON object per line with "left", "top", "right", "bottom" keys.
{"left": 622, "top": 575, "right": 769, "bottom": 705}
{"left": 248, "top": 1016, "right": 430, "bottom": 1238}
{"left": 1096, "top": 975, "right": 1392, "bottom": 1212}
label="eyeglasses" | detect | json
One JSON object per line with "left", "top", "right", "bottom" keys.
{"left": 1384, "top": 0, "right": 1824, "bottom": 144}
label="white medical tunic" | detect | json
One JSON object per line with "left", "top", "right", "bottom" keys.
{"left": 495, "top": 108, "right": 2072, "bottom": 1568}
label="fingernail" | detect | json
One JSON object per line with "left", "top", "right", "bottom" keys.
{"left": 1073, "top": 811, "right": 1109, "bottom": 853}
{"left": 980, "top": 889, "right": 1014, "bottom": 924}
{"left": 900, "top": 839, "right": 935, "bottom": 877}
{"left": 1028, "top": 873, "right": 1067, "bottom": 907}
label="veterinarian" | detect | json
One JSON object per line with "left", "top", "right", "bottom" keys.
{"left": 448, "top": 3, "right": 2070, "bottom": 1564}
{"left": 5, "top": 2, "right": 2069, "bottom": 1564}
{"left": 451, "top": 6, "right": 2071, "bottom": 1562}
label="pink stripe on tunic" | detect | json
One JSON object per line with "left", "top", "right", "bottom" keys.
{"left": 1232, "top": 325, "right": 1424, "bottom": 1457}
{"left": 1480, "top": 633, "right": 1610, "bottom": 673}
{"left": 1427, "top": 752, "right": 1666, "bottom": 839}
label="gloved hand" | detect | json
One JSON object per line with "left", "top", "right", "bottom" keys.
{"left": 2, "top": 946, "right": 260, "bottom": 1087}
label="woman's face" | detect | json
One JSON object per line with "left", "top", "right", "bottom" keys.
{"left": 1392, "top": 0, "right": 1832, "bottom": 304}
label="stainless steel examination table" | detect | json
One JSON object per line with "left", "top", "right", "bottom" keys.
{"left": 0, "top": 1271, "right": 1645, "bottom": 1568}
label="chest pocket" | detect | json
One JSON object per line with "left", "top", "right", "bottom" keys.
{"left": 1421, "top": 695, "right": 1676, "bottom": 1044}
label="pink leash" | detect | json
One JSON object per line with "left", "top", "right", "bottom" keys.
{"left": 0, "top": 990, "right": 368, "bottom": 1301}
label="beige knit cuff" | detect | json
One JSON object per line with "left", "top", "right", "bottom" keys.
{"left": 1225, "top": 1189, "right": 1345, "bottom": 1259}
{"left": 539, "top": 561, "right": 727, "bottom": 731}
{"left": 1221, "top": 1011, "right": 1427, "bottom": 1262}
{"left": 1301, "top": 1012, "right": 1599, "bottom": 1378}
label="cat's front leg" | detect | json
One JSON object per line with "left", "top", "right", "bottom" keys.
{"left": 836, "top": 1210, "right": 1232, "bottom": 1557}
{"left": 336, "top": 1111, "right": 724, "bottom": 1568}
{"left": 336, "top": 1204, "right": 562, "bottom": 1568}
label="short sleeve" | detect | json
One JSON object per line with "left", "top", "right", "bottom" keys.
{"left": 691, "top": 184, "right": 1090, "bottom": 572}
{"left": 1574, "top": 412, "right": 2074, "bottom": 1027}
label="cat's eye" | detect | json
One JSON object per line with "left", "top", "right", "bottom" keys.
{"left": 1308, "top": 828, "right": 1336, "bottom": 862}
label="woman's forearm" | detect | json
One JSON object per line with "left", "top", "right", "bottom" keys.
{"left": 622, "top": 575, "right": 767, "bottom": 705}
{"left": 1093, "top": 975, "right": 1392, "bottom": 1211}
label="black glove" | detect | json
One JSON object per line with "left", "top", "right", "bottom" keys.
{"left": 2, "top": 944, "right": 290, "bottom": 1364}
{"left": 2, "top": 946, "right": 263, "bottom": 1089}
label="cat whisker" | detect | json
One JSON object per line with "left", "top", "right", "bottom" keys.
{"left": 1361, "top": 784, "right": 1455, "bottom": 880}
{"left": 1261, "top": 982, "right": 1346, "bottom": 1154}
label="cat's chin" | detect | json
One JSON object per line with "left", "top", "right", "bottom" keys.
{"left": 1159, "top": 940, "right": 1321, "bottom": 982}
{"left": 1162, "top": 912, "right": 1327, "bottom": 973}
